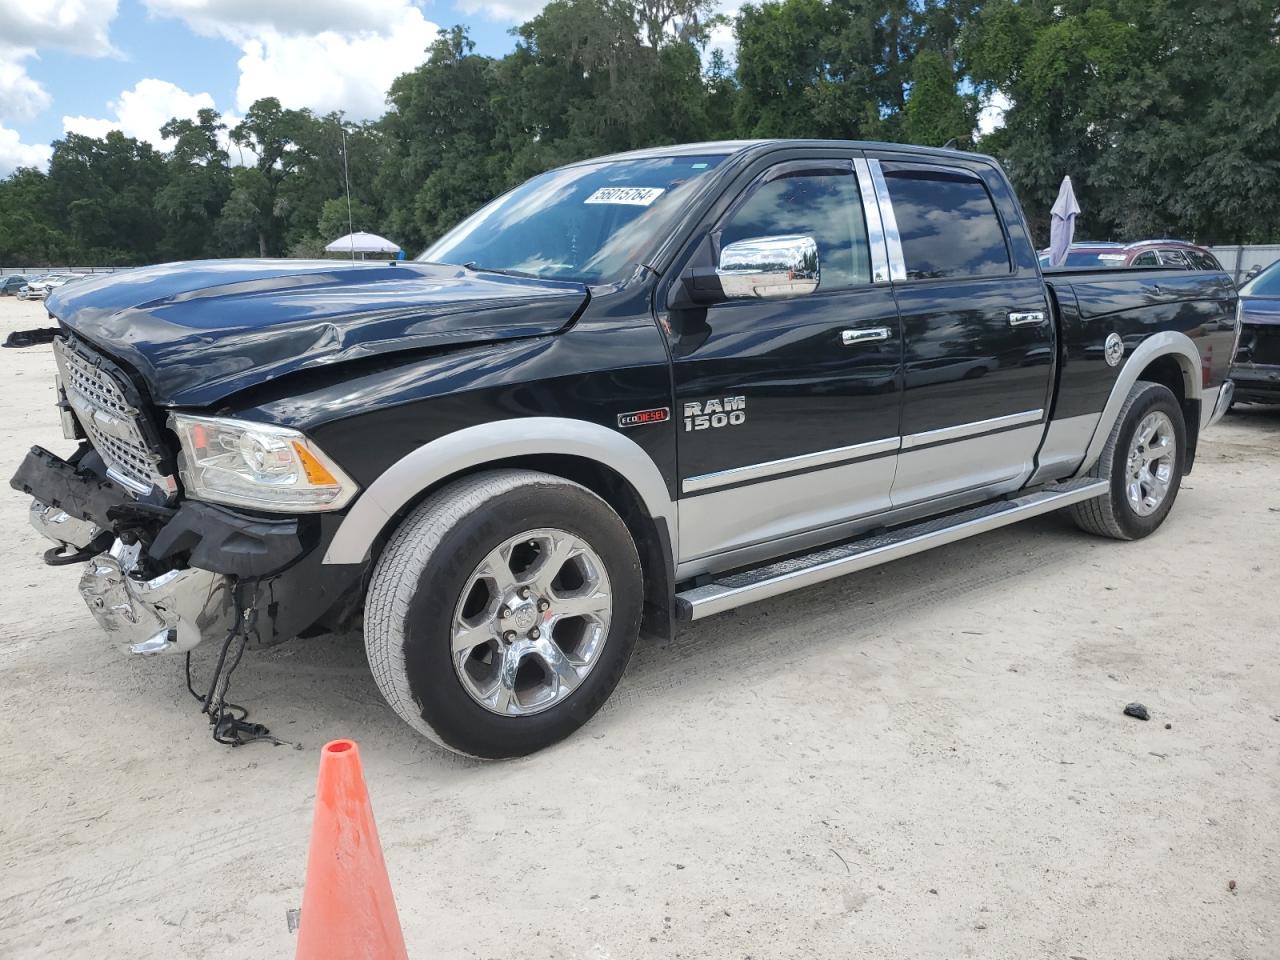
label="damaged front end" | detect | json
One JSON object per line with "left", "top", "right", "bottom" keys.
{"left": 13, "top": 444, "right": 309, "bottom": 655}
{"left": 30, "top": 496, "right": 234, "bottom": 654}
{"left": 11, "top": 336, "right": 352, "bottom": 660}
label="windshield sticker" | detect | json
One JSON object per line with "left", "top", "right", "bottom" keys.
{"left": 585, "top": 186, "right": 665, "bottom": 206}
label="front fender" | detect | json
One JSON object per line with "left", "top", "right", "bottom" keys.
{"left": 322, "top": 416, "right": 676, "bottom": 565}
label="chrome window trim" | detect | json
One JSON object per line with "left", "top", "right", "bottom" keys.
{"left": 900, "top": 409, "right": 1045, "bottom": 450}
{"left": 853, "top": 158, "right": 891, "bottom": 284}
{"left": 682, "top": 435, "right": 900, "bottom": 495}
{"left": 867, "top": 159, "right": 907, "bottom": 282}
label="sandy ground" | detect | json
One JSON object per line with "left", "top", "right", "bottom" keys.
{"left": 0, "top": 293, "right": 1276, "bottom": 959}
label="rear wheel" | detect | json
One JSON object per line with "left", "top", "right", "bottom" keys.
{"left": 364, "top": 469, "right": 642, "bottom": 758}
{"left": 1069, "top": 380, "right": 1186, "bottom": 540}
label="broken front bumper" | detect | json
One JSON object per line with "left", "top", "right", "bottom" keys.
{"left": 28, "top": 496, "right": 236, "bottom": 654}
{"left": 13, "top": 445, "right": 359, "bottom": 655}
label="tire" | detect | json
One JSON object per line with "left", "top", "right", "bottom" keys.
{"left": 364, "top": 469, "right": 643, "bottom": 758}
{"left": 1068, "top": 380, "right": 1186, "bottom": 540}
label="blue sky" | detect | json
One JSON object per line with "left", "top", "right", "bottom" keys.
{"left": 0, "top": 0, "right": 565, "bottom": 175}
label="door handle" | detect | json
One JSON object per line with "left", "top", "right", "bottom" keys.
{"left": 842, "top": 327, "right": 891, "bottom": 346}
{"left": 1008, "top": 310, "right": 1047, "bottom": 327}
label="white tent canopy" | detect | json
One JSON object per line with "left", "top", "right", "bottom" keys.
{"left": 325, "top": 231, "right": 402, "bottom": 255}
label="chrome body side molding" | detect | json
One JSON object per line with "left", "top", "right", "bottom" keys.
{"left": 675, "top": 477, "right": 1108, "bottom": 621}
{"left": 900, "top": 409, "right": 1043, "bottom": 450}
{"left": 682, "top": 435, "right": 899, "bottom": 494}
{"left": 323, "top": 417, "right": 676, "bottom": 565}
{"left": 1074, "top": 331, "right": 1203, "bottom": 477}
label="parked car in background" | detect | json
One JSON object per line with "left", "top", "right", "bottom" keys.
{"left": 1231, "top": 258, "right": 1280, "bottom": 404}
{"left": 16, "top": 278, "right": 49, "bottom": 300}
{"left": 1, "top": 276, "right": 30, "bottom": 296}
{"left": 17, "top": 274, "right": 79, "bottom": 300}
{"left": 1039, "top": 240, "right": 1222, "bottom": 271}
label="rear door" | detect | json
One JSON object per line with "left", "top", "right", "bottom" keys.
{"left": 668, "top": 153, "right": 904, "bottom": 564}
{"left": 864, "top": 153, "right": 1055, "bottom": 507}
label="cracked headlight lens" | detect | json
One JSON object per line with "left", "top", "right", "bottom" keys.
{"left": 170, "top": 414, "right": 358, "bottom": 512}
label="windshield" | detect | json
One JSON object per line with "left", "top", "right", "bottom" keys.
{"left": 1241, "top": 259, "right": 1280, "bottom": 296}
{"left": 420, "top": 155, "right": 727, "bottom": 284}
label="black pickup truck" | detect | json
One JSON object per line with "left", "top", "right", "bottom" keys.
{"left": 12, "top": 140, "right": 1238, "bottom": 757}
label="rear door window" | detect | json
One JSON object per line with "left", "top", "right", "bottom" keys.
{"left": 1158, "top": 249, "right": 1192, "bottom": 268}
{"left": 881, "top": 166, "right": 1010, "bottom": 280}
{"left": 1132, "top": 251, "right": 1159, "bottom": 267}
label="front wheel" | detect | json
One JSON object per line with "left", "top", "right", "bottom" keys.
{"left": 1069, "top": 380, "right": 1186, "bottom": 540}
{"left": 364, "top": 469, "right": 642, "bottom": 758}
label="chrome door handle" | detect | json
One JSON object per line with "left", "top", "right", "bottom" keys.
{"left": 842, "top": 327, "right": 891, "bottom": 346}
{"left": 1009, "top": 310, "right": 1047, "bottom": 327}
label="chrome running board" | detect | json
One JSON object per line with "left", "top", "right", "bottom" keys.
{"left": 674, "top": 477, "right": 1108, "bottom": 621}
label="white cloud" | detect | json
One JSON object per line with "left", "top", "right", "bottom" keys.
{"left": 454, "top": 0, "right": 548, "bottom": 21}
{"left": 0, "top": 123, "right": 53, "bottom": 175}
{"left": 0, "top": 51, "right": 52, "bottom": 121}
{"left": 234, "top": 21, "right": 437, "bottom": 118}
{"left": 144, "top": 0, "right": 438, "bottom": 121}
{"left": 0, "top": 0, "right": 120, "bottom": 57}
{"left": 63, "top": 78, "right": 216, "bottom": 145}
{"left": 977, "top": 90, "right": 1011, "bottom": 137}
{"left": 144, "top": 0, "right": 417, "bottom": 38}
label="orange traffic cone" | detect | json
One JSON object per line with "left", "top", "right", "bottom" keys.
{"left": 295, "top": 739, "right": 409, "bottom": 960}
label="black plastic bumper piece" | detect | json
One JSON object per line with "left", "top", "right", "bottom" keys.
{"left": 148, "top": 500, "right": 307, "bottom": 578}
{"left": 10, "top": 445, "right": 129, "bottom": 529}
{"left": 11, "top": 445, "right": 309, "bottom": 578}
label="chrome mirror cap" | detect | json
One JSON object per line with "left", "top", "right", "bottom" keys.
{"left": 717, "top": 234, "right": 820, "bottom": 299}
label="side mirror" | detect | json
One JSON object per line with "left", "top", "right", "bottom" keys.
{"left": 681, "top": 234, "right": 820, "bottom": 304}
{"left": 717, "top": 234, "right": 820, "bottom": 299}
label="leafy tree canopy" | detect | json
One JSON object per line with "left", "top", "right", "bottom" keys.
{"left": 0, "top": 0, "right": 1273, "bottom": 265}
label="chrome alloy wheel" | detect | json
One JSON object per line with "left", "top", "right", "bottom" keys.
{"left": 451, "top": 528, "right": 612, "bottom": 717}
{"left": 1125, "top": 410, "right": 1176, "bottom": 517}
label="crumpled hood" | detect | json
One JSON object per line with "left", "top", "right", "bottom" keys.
{"left": 1241, "top": 295, "right": 1280, "bottom": 326}
{"left": 46, "top": 259, "right": 589, "bottom": 406}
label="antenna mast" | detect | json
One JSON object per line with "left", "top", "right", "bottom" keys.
{"left": 339, "top": 118, "right": 355, "bottom": 262}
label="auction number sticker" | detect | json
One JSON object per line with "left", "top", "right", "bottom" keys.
{"left": 585, "top": 186, "right": 665, "bottom": 206}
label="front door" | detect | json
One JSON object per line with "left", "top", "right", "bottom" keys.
{"left": 667, "top": 155, "right": 904, "bottom": 564}
{"left": 866, "top": 154, "right": 1056, "bottom": 507}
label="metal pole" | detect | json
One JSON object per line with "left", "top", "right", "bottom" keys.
{"left": 339, "top": 120, "right": 355, "bottom": 263}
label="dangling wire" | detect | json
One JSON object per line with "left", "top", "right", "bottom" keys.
{"left": 184, "top": 575, "right": 293, "bottom": 748}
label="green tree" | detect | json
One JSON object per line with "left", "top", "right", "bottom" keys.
{"left": 155, "top": 108, "right": 232, "bottom": 260}
{"left": 45, "top": 131, "right": 169, "bottom": 263}
{"left": 903, "top": 49, "right": 977, "bottom": 146}
{"left": 229, "top": 97, "right": 312, "bottom": 255}
{"left": 380, "top": 27, "right": 506, "bottom": 250}
{"left": 0, "top": 168, "right": 69, "bottom": 264}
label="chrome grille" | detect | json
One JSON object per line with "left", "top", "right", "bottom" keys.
{"left": 53, "top": 338, "right": 176, "bottom": 498}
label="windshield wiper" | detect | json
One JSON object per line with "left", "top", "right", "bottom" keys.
{"left": 461, "top": 261, "right": 540, "bottom": 279}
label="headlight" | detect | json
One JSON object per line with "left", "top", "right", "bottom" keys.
{"left": 170, "top": 414, "right": 358, "bottom": 512}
